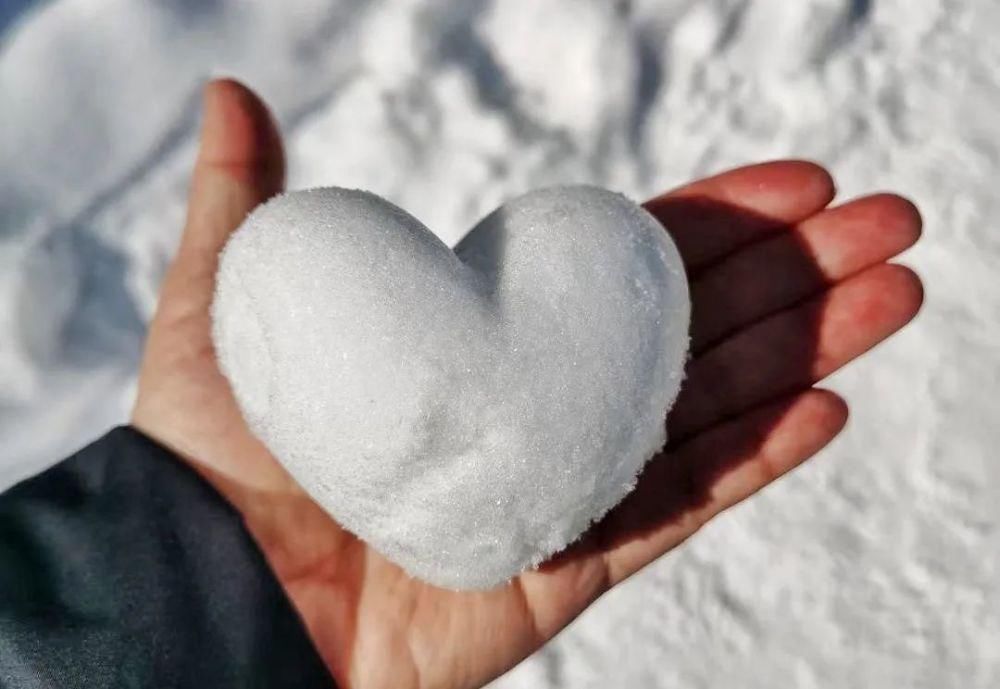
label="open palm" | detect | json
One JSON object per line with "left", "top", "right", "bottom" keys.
{"left": 133, "top": 81, "right": 922, "bottom": 689}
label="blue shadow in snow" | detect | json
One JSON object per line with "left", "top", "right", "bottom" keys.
{"left": 1, "top": 0, "right": 49, "bottom": 42}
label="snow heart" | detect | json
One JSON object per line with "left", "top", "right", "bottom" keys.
{"left": 212, "top": 186, "right": 690, "bottom": 589}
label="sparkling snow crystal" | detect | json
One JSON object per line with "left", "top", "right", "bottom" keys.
{"left": 212, "top": 186, "right": 690, "bottom": 589}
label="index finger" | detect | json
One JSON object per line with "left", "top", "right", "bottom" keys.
{"left": 644, "top": 160, "right": 836, "bottom": 271}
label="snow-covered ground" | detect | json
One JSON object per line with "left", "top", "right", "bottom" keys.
{"left": 1, "top": 1, "right": 997, "bottom": 686}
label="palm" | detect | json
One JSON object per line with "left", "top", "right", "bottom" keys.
{"left": 133, "top": 81, "right": 922, "bottom": 689}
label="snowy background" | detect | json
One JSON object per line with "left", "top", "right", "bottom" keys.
{"left": 1, "top": 0, "right": 998, "bottom": 686}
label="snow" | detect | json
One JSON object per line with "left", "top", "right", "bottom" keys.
{"left": 1, "top": 0, "right": 997, "bottom": 685}
{"left": 213, "top": 185, "right": 689, "bottom": 589}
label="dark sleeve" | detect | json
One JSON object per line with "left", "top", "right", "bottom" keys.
{"left": 0, "top": 427, "right": 335, "bottom": 689}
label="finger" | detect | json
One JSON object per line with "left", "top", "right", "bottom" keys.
{"left": 670, "top": 263, "right": 923, "bottom": 439}
{"left": 175, "top": 78, "right": 285, "bottom": 282}
{"left": 643, "top": 160, "right": 836, "bottom": 271}
{"left": 691, "top": 194, "right": 923, "bottom": 352}
{"left": 602, "top": 388, "right": 848, "bottom": 585}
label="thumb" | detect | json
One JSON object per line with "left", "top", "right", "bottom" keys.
{"left": 177, "top": 78, "right": 285, "bottom": 276}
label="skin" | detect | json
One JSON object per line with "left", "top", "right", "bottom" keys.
{"left": 133, "top": 80, "right": 924, "bottom": 689}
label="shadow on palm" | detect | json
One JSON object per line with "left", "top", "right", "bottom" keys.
{"left": 555, "top": 195, "right": 823, "bottom": 563}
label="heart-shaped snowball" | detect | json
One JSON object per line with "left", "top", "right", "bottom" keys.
{"left": 212, "top": 186, "right": 690, "bottom": 589}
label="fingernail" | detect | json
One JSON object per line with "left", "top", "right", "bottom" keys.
{"left": 198, "top": 80, "right": 227, "bottom": 152}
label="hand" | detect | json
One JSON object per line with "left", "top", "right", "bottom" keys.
{"left": 133, "top": 80, "right": 922, "bottom": 689}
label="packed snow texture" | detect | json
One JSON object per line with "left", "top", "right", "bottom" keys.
{"left": 1, "top": 0, "right": 998, "bottom": 686}
{"left": 213, "top": 186, "right": 689, "bottom": 589}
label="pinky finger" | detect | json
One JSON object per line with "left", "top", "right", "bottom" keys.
{"left": 601, "top": 388, "right": 849, "bottom": 587}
